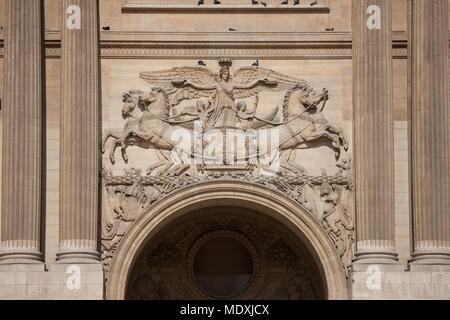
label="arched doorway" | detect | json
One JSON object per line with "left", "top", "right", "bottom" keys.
{"left": 106, "top": 182, "right": 349, "bottom": 300}
{"left": 125, "top": 207, "right": 325, "bottom": 299}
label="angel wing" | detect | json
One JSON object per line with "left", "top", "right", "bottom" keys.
{"left": 233, "top": 67, "right": 305, "bottom": 99}
{"left": 140, "top": 67, "right": 217, "bottom": 106}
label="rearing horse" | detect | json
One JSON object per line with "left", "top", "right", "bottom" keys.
{"left": 102, "top": 90, "right": 145, "bottom": 164}
{"left": 102, "top": 89, "right": 191, "bottom": 175}
{"left": 275, "top": 83, "right": 349, "bottom": 174}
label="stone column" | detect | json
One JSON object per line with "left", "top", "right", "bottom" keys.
{"left": 352, "top": 0, "right": 398, "bottom": 264}
{"left": 409, "top": 0, "right": 450, "bottom": 265}
{"left": 57, "top": 0, "right": 101, "bottom": 263}
{"left": 0, "top": 0, "right": 44, "bottom": 266}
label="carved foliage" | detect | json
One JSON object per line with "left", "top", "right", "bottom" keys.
{"left": 101, "top": 169, "right": 354, "bottom": 275}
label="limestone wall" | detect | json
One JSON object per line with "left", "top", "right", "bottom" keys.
{"left": 44, "top": 59, "right": 61, "bottom": 267}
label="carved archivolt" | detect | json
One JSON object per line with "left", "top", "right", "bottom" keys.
{"left": 101, "top": 59, "right": 354, "bottom": 281}
{"left": 105, "top": 181, "right": 350, "bottom": 300}
{"left": 102, "top": 169, "right": 354, "bottom": 275}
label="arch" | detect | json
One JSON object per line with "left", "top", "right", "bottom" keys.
{"left": 106, "top": 181, "right": 349, "bottom": 300}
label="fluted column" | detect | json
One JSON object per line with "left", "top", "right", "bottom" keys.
{"left": 57, "top": 0, "right": 100, "bottom": 263}
{"left": 409, "top": 0, "right": 450, "bottom": 265}
{"left": 352, "top": 0, "right": 398, "bottom": 264}
{"left": 0, "top": 0, "right": 44, "bottom": 265}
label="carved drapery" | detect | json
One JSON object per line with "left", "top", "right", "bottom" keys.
{"left": 409, "top": 0, "right": 450, "bottom": 265}
{"left": 0, "top": 0, "right": 44, "bottom": 265}
{"left": 57, "top": 0, "right": 101, "bottom": 263}
{"left": 352, "top": 0, "right": 398, "bottom": 264}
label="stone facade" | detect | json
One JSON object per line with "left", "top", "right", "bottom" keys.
{"left": 0, "top": 0, "right": 449, "bottom": 300}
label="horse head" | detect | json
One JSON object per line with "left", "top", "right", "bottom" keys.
{"left": 283, "top": 82, "right": 329, "bottom": 120}
{"left": 140, "top": 87, "right": 170, "bottom": 118}
{"left": 298, "top": 87, "right": 328, "bottom": 110}
{"left": 121, "top": 90, "right": 144, "bottom": 119}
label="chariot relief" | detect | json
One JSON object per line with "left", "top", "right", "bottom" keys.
{"left": 101, "top": 59, "right": 354, "bottom": 277}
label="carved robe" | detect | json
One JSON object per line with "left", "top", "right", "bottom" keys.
{"left": 207, "top": 81, "right": 237, "bottom": 128}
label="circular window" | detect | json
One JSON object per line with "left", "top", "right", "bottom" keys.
{"left": 191, "top": 233, "right": 255, "bottom": 298}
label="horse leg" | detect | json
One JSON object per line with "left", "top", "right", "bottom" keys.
{"left": 304, "top": 129, "right": 342, "bottom": 158}
{"left": 280, "top": 150, "right": 300, "bottom": 175}
{"left": 121, "top": 146, "right": 129, "bottom": 163}
{"left": 266, "top": 149, "right": 282, "bottom": 174}
{"left": 154, "top": 151, "right": 175, "bottom": 176}
{"left": 322, "top": 131, "right": 342, "bottom": 157}
{"left": 102, "top": 130, "right": 111, "bottom": 154}
{"left": 167, "top": 145, "right": 192, "bottom": 176}
{"left": 319, "top": 131, "right": 341, "bottom": 158}
{"left": 334, "top": 129, "right": 349, "bottom": 151}
{"left": 119, "top": 129, "right": 137, "bottom": 163}
{"left": 102, "top": 129, "right": 122, "bottom": 154}
{"left": 108, "top": 138, "right": 121, "bottom": 164}
{"left": 147, "top": 150, "right": 168, "bottom": 176}
{"left": 286, "top": 150, "right": 307, "bottom": 175}
{"left": 324, "top": 125, "right": 349, "bottom": 151}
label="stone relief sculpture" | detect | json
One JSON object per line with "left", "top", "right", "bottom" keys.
{"left": 102, "top": 59, "right": 348, "bottom": 174}
{"left": 101, "top": 58, "right": 354, "bottom": 277}
{"left": 158, "top": 58, "right": 279, "bottom": 128}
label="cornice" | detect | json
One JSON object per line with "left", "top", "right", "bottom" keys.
{"left": 0, "top": 30, "right": 424, "bottom": 60}
{"left": 99, "top": 43, "right": 353, "bottom": 59}
{"left": 0, "top": 41, "right": 409, "bottom": 60}
{"left": 99, "top": 31, "right": 352, "bottom": 42}
{"left": 121, "top": 3, "right": 330, "bottom": 14}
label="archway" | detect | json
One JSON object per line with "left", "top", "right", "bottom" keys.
{"left": 106, "top": 181, "right": 349, "bottom": 300}
{"left": 125, "top": 207, "right": 326, "bottom": 299}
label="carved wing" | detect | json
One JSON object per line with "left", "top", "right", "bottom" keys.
{"left": 233, "top": 67, "right": 304, "bottom": 99}
{"left": 140, "top": 67, "right": 217, "bottom": 106}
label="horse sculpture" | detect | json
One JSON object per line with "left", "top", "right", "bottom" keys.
{"left": 103, "top": 84, "right": 348, "bottom": 176}
{"left": 275, "top": 83, "right": 349, "bottom": 174}
{"left": 102, "top": 89, "right": 191, "bottom": 175}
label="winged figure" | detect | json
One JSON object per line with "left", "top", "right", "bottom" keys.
{"left": 140, "top": 59, "right": 303, "bottom": 128}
